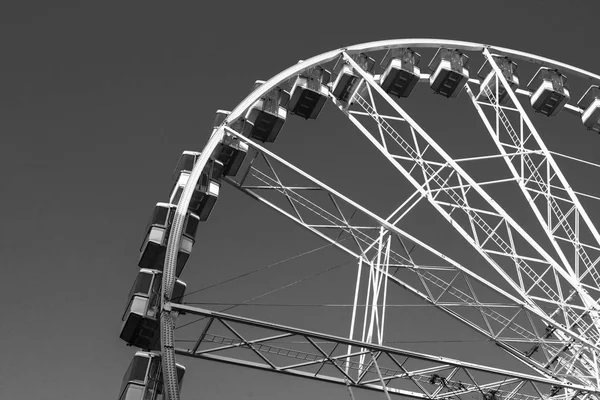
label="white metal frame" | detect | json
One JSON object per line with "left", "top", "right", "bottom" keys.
{"left": 172, "top": 304, "right": 598, "bottom": 400}
{"left": 222, "top": 129, "right": 598, "bottom": 386}
{"left": 156, "top": 39, "right": 600, "bottom": 400}
{"left": 467, "top": 49, "right": 600, "bottom": 308}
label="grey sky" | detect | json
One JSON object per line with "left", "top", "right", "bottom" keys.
{"left": 2, "top": 2, "right": 600, "bottom": 400}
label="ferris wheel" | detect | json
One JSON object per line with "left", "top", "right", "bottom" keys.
{"left": 115, "top": 39, "right": 600, "bottom": 400}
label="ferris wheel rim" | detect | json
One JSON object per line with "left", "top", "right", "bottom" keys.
{"left": 158, "top": 38, "right": 600, "bottom": 400}
{"left": 223, "top": 38, "right": 600, "bottom": 128}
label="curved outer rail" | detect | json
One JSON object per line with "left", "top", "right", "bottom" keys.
{"left": 225, "top": 38, "right": 600, "bottom": 126}
{"left": 160, "top": 38, "right": 600, "bottom": 400}
{"left": 161, "top": 131, "right": 225, "bottom": 400}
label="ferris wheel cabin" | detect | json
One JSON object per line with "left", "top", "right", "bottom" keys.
{"left": 170, "top": 151, "right": 223, "bottom": 221}
{"left": 138, "top": 202, "right": 200, "bottom": 277}
{"left": 212, "top": 132, "right": 248, "bottom": 176}
{"left": 120, "top": 269, "right": 186, "bottom": 350}
{"left": 477, "top": 55, "right": 519, "bottom": 104}
{"left": 331, "top": 53, "right": 375, "bottom": 105}
{"left": 245, "top": 81, "right": 289, "bottom": 143}
{"left": 577, "top": 86, "right": 600, "bottom": 132}
{"left": 428, "top": 48, "right": 469, "bottom": 98}
{"left": 379, "top": 48, "right": 421, "bottom": 98}
{"left": 527, "top": 68, "right": 570, "bottom": 116}
{"left": 172, "top": 150, "right": 224, "bottom": 180}
{"left": 209, "top": 110, "right": 250, "bottom": 176}
{"left": 118, "top": 351, "right": 185, "bottom": 400}
{"left": 287, "top": 66, "right": 331, "bottom": 119}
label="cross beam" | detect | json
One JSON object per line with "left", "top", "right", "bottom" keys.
{"left": 172, "top": 304, "right": 597, "bottom": 400}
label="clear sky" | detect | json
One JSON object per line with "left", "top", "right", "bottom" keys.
{"left": 2, "top": 1, "right": 600, "bottom": 400}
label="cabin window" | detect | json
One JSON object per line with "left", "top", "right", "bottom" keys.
{"left": 118, "top": 384, "right": 144, "bottom": 400}
{"left": 176, "top": 366, "right": 185, "bottom": 385}
{"left": 152, "top": 206, "right": 169, "bottom": 227}
{"left": 499, "top": 58, "right": 518, "bottom": 81}
{"left": 213, "top": 110, "right": 229, "bottom": 127}
{"left": 304, "top": 67, "right": 325, "bottom": 92}
{"left": 149, "top": 273, "right": 161, "bottom": 294}
{"left": 171, "top": 186, "right": 183, "bottom": 205}
{"left": 129, "top": 357, "right": 150, "bottom": 383}
{"left": 147, "top": 357, "right": 161, "bottom": 384}
{"left": 172, "top": 281, "right": 186, "bottom": 303}
{"left": 209, "top": 161, "right": 223, "bottom": 181}
{"left": 128, "top": 272, "right": 153, "bottom": 300}
{"left": 278, "top": 89, "right": 290, "bottom": 108}
{"left": 448, "top": 53, "right": 460, "bottom": 71}
{"left": 142, "top": 205, "right": 166, "bottom": 243}
{"left": 147, "top": 277, "right": 161, "bottom": 311}
{"left": 184, "top": 215, "right": 199, "bottom": 238}
{"left": 262, "top": 97, "right": 278, "bottom": 115}
{"left": 180, "top": 154, "right": 196, "bottom": 173}
{"left": 549, "top": 73, "right": 567, "bottom": 92}
{"left": 119, "top": 356, "right": 149, "bottom": 397}
{"left": 200, "top": 173, "right": 209, "bottom": 191}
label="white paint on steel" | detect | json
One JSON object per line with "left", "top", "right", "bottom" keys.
{"left": 226, "top": 126, "right": 600, "bottom": 356}
{"left": 483, "top": 47, "right": 600, "bottom": 290}
{"left": 160, "top": 39, "right": 600, "bottom": 399}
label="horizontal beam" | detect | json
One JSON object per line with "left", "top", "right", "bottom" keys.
{"left": 174, "top": 352, "right": 430, "bottom": 399}
{"left": 224, "top": 132, "right": 597, "bottom": 382}
{"left": 171, "top": 303, "right": 595, "bottom": 392}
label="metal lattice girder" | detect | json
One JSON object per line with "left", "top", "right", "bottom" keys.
{"left": 356, "top": 229, "right": 392, "bottom": 349}
{"left": 152, "top": 40, "right": 600, "bottom": 400}
{"left": 466, "top": 48, "right": 600, "bottom": 317}
{"left": 336, "top": 52, "right": 600, "bottom": 379}
{"left": 464, "top": 54, "right": 600, "bottom": 387}
{"left": 222, "top": 128, "right": 597, "bottom": 385}
{"left": 172, "top": 304, "right": 597, "bottom": 400}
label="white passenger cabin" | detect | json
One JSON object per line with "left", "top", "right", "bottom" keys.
{"left": 209, "top": 111, "right": 250, "bottom": 176}
{"left": 227, "top": 114, "right": 254, "bottom": 137}
{"left": 138, "top": 202, "right": 200, "bottom": 277}
{"left": 379, "top": 48, "right": 421, "bottom": 98}
{"left": 288, "top": 66, "right": 331, "bottom": 119}
{"left": 331, "top": 53, "right": 375, "bottom": 105}
{"left": 120, "top": 269, "right": 186, "bottom": 350}
{"left": 117, "top": 351, "right": 185, "bottom": 400}
{"left": 211, "top": 109, "right": 229, "bottom": 131}
{"left": 170, "top": 151, "right": 223, "bottom": 221}
{"left": 527, "top": 68, "right": 570, "bottom": 117}
{"left": 211, "top": 110, "right": 254, "bottom": 138}
{"left": 477, "top": 56, "right": 519, "bottom": 105}
{"left": 428, "top": 48, "right": 469, "bottom": 98}
{"left": 577, "top": 86, "right": 600, "bottom": 133}
{"left": 245, "top": 80, "right": 289, "bottom": 143}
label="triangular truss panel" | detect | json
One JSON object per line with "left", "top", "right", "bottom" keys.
{"left": 218, "top": 127, "right": 597, "bottom": 384}
{"left": 131, "top": 40, "right": 600, "bottom": 400}
{"left": 466, "top": 50, "right": 600, "bottom": 310}
{"left": 173, "top": 305, "right": 597, "bottom": 399}
{"left": 331, "top": 52, "right": 600, "bottom": 386}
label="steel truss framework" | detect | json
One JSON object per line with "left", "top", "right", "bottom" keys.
{"left": 340, "top": 53, "right": 600, "bottom": 385}
{"left": 156, "top": 39, "right": 600, "bottom": 400}
{"left": 172, "top": 304, "right": 596, "bottom": 400}
{"left": 219, "top": 128, "right": 598, "bottom": 387}
{"left": 467, "top": 50, "right": 600, "bottom": 320}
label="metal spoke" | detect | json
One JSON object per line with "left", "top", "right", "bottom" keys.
{"left": 221, "top": 129, "right": 595, "bottom": 383}
{"left": 333, "top": 53, "right": 600, "bottom": 384}
{"left": 140, "top": 39, "right": 600, "bottom": 400}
